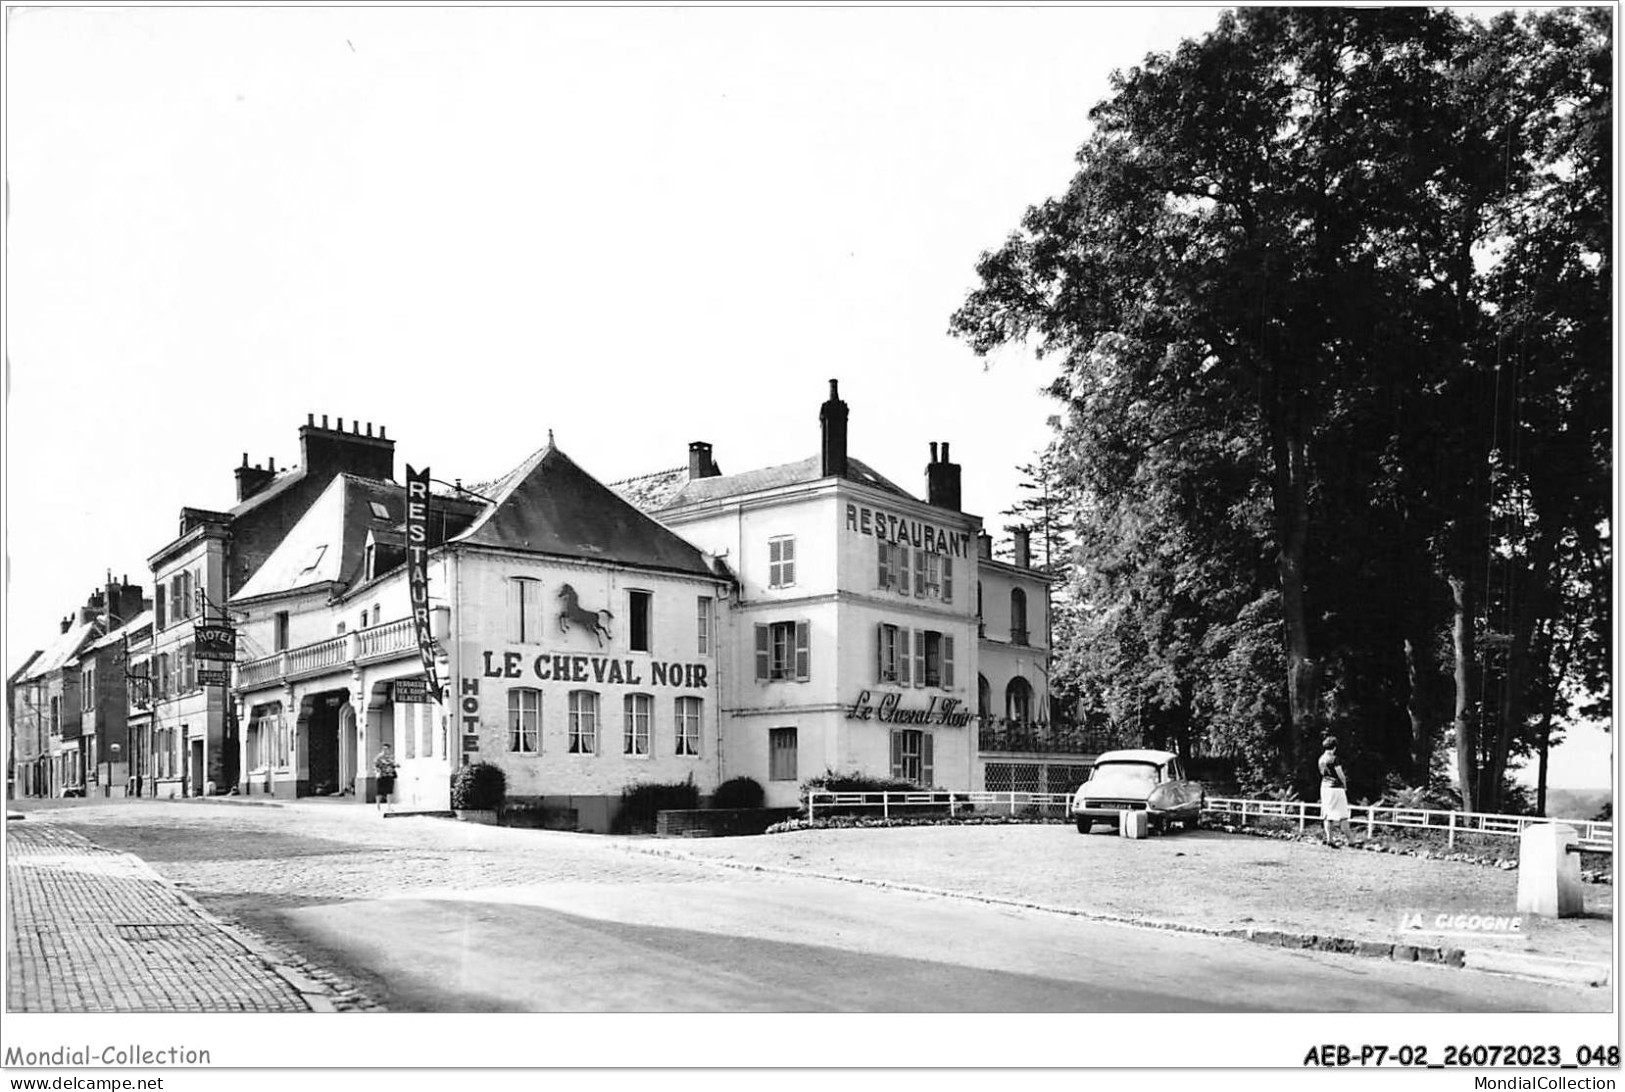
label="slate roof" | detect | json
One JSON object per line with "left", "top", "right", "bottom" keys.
{"left": 19, "top": 620, "right": 100, "bottom": 682}
{"left": 608, "top": 467, "right": 688, "bottom": 513}
{"left": 654, "top": 454, "right": 916, "bottom": 512}
{"left": 86, "top": 610, "right": 155, "bottom": 653}
{"left": 452, "top": 443, "right": 718, "bottom": 579}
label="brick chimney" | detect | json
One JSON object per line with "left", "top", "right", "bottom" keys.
{"left": 688, "top": 441, "right": 719, "bottom": 480}
{"left": 1011, "top": 526, "right": 1032, "bottom": 569}
{"left": 235, "top": 453, "right": 277, "bottom": 502}
{"left": 106, "top": 576, "right": 147, "bottom": 627}
{"left": 60, "top": 616, "right": 73, "bottom": 634}
{"left": 978, "top": 531, "right": 993, "bottom": 559}
{"left": 299, "top": 413, "right": 395, "bottom": 482}
{"left": 926, "top": 441, "right": 962, "bottom": 511}
{"left": 819, "top": 379, "right": 849, "bottom": 479}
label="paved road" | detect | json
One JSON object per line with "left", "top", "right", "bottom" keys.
{"left": 11, "top": 799, "right": 1608, "bottom": 1013}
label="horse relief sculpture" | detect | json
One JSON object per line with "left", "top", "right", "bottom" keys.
{"left": 557, "top": 584, "right": 614, "bottom": 647}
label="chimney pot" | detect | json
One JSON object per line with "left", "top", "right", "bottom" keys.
{"left": 819, "top": 378, "right": 850, "bottom": 479}
{"left": 688, "top": 441, "right": 718, "bottom": 480}
{"left": 941, "top": 442, "right": 950, "bottom": 462}
{"left": 322, "top": 414, "right": 329, "bottom": 429}
{"left": 308, "top": 412, "right": 315, "bottom": 426}
{"left": 241, "top": 453, "right": 250, "bottom": 467}
{"left": 352, "top": 420, "right": 360, "bottom": 434}
{"left": 930, "top": 442, "right": 939, "bottom": 463}
{"left": 380, "top": 425, "right": 387, "bottom": 440}
{"left": 366, "top": 422, "right": 373, "bottom": 437}
{"left": 1011, "top": 526, "right": 1032, "bottom": 569}
{"left": 268, "top": 456, "right": 276, "bottom": 472}
{"left": 337, "top": 417, "right": 344, "bottom": 432}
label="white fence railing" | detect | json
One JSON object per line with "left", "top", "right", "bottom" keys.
{"left": 802, "top": 791, "right": 1614, "bottom": 853}
{"left": 1204, "top": 797, "right": 1614, "bottom": 852}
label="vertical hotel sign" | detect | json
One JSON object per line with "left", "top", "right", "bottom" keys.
{"left": 406, "top": 464, "right": 443, "bottom": 701}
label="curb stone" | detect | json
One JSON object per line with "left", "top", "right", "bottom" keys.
{"left": 610, "top": 840, "right": 1610, "bottom": 988}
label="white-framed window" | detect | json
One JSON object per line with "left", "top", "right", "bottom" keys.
{"left": 769, "top": 536, "right": 796, "bottom": 588}
{"left": 890, "top": 729, "right": 934, "bottom": 786}
{"left": 568, "top": 690, "right": 599, "bottom": 754}
{"left": 696, "top": 597, "right": 712, "bottom": 656}
{"left": 508, "top": 688, "right": 541, "bottom": 754}
{"left": 81, "top": 666, "right": 95, "bottom": 712}
{"left": 755, "top": 620, "right": 810, "bottom": 681}
{"left": 769, "top": 726, "right": 798, "bottom": 781}
{"left": 623, "top": 693, "right": 652, "bottom": 756}
{"left": 919, "top": 630, "right": 954, "bottom": 688}
{"left": 876, "top": 624, "right": 910, "bottom": 685}
{"left": 628, "top": 590, "right": 652, "bottom": 653}
{"left": 509, "top": 577, "right": 543, "bottom": 644}
{"left": 675, "top": 697, "right": 702, "bottom": 756}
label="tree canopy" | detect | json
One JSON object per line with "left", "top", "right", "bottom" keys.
{"left": 954, "top": 7, "right": 1611, "bottom": 808}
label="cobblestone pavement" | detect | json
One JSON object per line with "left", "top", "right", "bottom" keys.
{"left": 5, "top": 821, "right": 323, "bottom": 1013}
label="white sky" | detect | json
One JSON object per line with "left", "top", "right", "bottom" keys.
{"left": 4, "top": 5, "right": 1608, "bottom": 789}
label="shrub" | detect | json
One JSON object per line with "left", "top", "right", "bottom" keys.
{"left": 451, "top": 761, "right": 507, "bottom": 811}
{"left": 798, "top": 769, "right": 919, "bottom": 808}
{"left": 614, "top": 777, "right": 700, "bottom": 834}
{"left": 711, "top": 776, "right": 765, "bottom": 810}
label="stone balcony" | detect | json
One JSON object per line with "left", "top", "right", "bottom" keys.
{"left": 236, "top": 617, "right": 420, "bottom": 692}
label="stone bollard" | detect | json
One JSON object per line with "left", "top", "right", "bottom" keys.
{"left": 1120, "top": 811, "right": 1149, "bottom": 839}
{"left": 1516, "top": 823, "right": 1584, "bottom": 918}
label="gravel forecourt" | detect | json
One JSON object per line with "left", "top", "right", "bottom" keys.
{"left": 656, "top": 823, "right": 1614, "bottom": 969}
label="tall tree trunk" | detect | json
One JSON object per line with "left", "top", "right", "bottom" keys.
{"left": 1404, "top": 626, "right": 1435, "bottom": 784}
{"left": 1485, "top": 532, "right": 1554, "bottom": 810}
{"left": 1449, "top": 572, "right": 1478, "bottom": 813}
{"left": 1273, "top": 422, "right": 1318, "bottom": 783}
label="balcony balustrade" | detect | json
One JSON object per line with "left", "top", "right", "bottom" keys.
{"left": 977, "top": 717, "right": 1111, "bottom": 756}
{"left": 236, "top": 617, "right": 422, "bottom": 692}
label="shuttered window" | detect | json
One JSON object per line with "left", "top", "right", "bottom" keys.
{"left": 769, "top": 536, "right": 796, "bottom": 588}
{"left": 769, "top": 727, "right": 798, "bottom": 781}
{"left": 509, "top": 578, "right": 542, "bottom": 644}
{"left": 757, "top": 621, "right": 811, "bottom": 681}
{"left": 890, "top": 730, "right": 933, "bottom": 786}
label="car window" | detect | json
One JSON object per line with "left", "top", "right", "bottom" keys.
{"left": 1089, "top": 762, "right": 1159, "bottom": 789}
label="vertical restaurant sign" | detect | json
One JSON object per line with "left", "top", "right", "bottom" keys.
{"left": 406, "top": 464, "right": 443, "bottom": 701}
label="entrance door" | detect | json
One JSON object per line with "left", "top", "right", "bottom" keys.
{"left": 190, "top": 739, "right": 205, "bottom": 796}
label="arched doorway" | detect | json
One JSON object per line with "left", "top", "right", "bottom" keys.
{"left": 1006, "top": 677, "right": 1034, "bottom": 724}
{"left": 339, "top": 704, "right": 359, "bottom": 796}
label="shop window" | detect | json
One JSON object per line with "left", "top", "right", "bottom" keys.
{"left": 769, "top": 727, "right": 798, "bottom": 781}
{"left": 755, "top": 620, "right": 810, "bottom": 682}
{"left": 890, "top": 729, "right": 934, "bottom": 786}
{"left": 508, "top": 688, "right": 540, "bottom": 754}
{"left": 769, "top": 536, "right": 796, "bottom": 588}
{"left": 509, "top": 577, "right": 543, "bottom": 644}
{"left": 568, "top": 690, "right": 599, "bottom": 754}
{"left": 629, "top": 591, "right": 652, "bottom": 653}
{"left": 623, "top": 693, "right": 652, "bottom": 756}
{"left": 675, "top": 697, "right": 702, "bottom": 756}
{"left": 696, "top": 597, "right": 712, "bottom": 656}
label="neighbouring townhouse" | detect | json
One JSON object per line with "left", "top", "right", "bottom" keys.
{"left": 146, "top": 414, "right": 405, "bottom": 797}
{"left": 70, "top": 583, "right": 151, "bottom": 798}
{"left": 7, "top": 651, "right": 44, "bottom": 799}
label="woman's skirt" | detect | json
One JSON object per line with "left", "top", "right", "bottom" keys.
{"left": 1320, "top": 784, "right": 1350, "bottom": 822}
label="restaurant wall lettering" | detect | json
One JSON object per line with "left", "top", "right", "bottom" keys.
{"left": 845, "top": 503, "right": 972, "bottom": 558}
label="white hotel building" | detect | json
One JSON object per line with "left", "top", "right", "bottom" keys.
{"left": 221, "top": 382, "right": 1062, "bottom": 827}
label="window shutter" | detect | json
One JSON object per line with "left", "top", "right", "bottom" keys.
{"left": 155, "top": 586, "right": 166, "bottom": 629}
{"left": 876, "top": 623, "right": 886, "bottom": 683}
{"left": 913, "top": 629, "right": 926, "bottom": 688}
{"left": 755, "top": 624, "right": 769, "bottom": 681}
{"left": 795, "top": 620, "right": 810, "bottom": 681}
{"left": 898, "top": 628, "right": 911, "bottom": 685}
{"left": 783, "top": 537, "right": 795, "bottom": 584}
{"left": 943, "top": 635, "right": 955, "bottom": 688}
{"left": 914, "top": 549, "right": 926, "bottom": 597}
{"left": 943, "top": 557, "right": 953, "bottom": 602}
{"left": 507, "top": 579, "right": 524, "bottom": 643}
{"left": 921, "top": 733, "right": 935, "bottom": 787}
{"left": 896, "top": 546, "right": 909, "bottom": 595}
{"left": 877, "top": 540, "right": 889, "bottom": 588}
{"left": 890, "top": 730, "right": 904, "bottom": 780}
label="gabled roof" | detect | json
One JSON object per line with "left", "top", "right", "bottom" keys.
{"left": 452, "top": 443, "right": 718, "bottom": 578}
{"left": 20, "top": 620, "right": 100, "bottom": 682}
{"left": 8, "top": 651, "right": 43, "bottom": 687}
{"left": 655, "top": 454, "right": 915, "bottom": 512}
{"left": 233, "top": 475, "right": 403, "bottom": 602}
{"left": 86, "top": 610, "right": 155, "bottom": 653}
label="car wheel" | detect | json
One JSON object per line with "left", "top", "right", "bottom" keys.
{"left": 1076, "top": 817, "right": 1089, "bottom": 834}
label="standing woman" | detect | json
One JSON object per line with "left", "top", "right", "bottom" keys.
{"left": 1319, "top": 736, "right": 1353, "bottom": 847}
{"left": 374, "top": 744, "right": 398, "bottom": 813}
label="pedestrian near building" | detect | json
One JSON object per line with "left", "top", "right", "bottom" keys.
{"left": 374, "top": 745, "right": 397, "bottom": 812}
{"left": 1319, "top": 736, "right": 1352, "bottom": 847}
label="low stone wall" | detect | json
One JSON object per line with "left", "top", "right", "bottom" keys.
{"left": 656, "top": 808, "right": 801, "bottom": 838}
